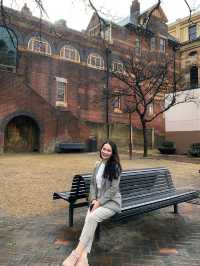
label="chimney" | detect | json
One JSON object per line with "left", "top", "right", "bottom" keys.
{"left": 55, "top": 19, "right": 67, "bottom": 28}
{"left": 130, "top": 0, "right": 140, "bottom": 25}
{"left": 21, "top": 3, "right": 32, "bottom": 16}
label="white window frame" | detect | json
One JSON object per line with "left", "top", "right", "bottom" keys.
{"left": 135, "top": 37, "right": 141, "bottom": 55}
{"left": 28, "top": 37, "right": 51, "bottom": 55}
{"left": 55, "top": 77, "right": 68, "bottom": 107}
{"left": 0, "top": 26, "right": 17, "bottom": 71}
{"left": 87, "top": 53, "right": 104, "bottom": 70}
{"left": 101, "top": 23, "right": 112, "bottom": 44}
{"left": 189, "top": 24, "right": 197, "bottom": 41}
{"left": 60, "top": 45, "right": 80, "bottom": 63}
{"left": 89, "top": 24, "right": 100, "bottom": 37}
{"left": 147, "top": 102, "right": 154, "bottom": 116}
{"left": 112, "top": 61, "right": 123, "bottom": 73}
{"left": 113, "top": 92, "right": 122, "bottom": 113}
{"left": 150, "top": 37, "right": 156, "bottom": 51}
{"left": 159, "top": 38, "right": 166, "bottom": 53}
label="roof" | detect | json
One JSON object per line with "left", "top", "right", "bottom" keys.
{"left": 168, "top": 11, "right": 200, "bottom": 27}
{"left": 116, "top": 16, "right": 130, "bottom": 27}
{"left": 167, "top": 33, "right": 180, "bottom": 45}
{"left": 117, "top": 3, "right": 168, "bottom": 27}
{"left": 140, "top": 4, "right": 168, "bottom": 22}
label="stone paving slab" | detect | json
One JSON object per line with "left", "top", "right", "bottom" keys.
{"left": 1, "top": 202, "right": 200, "bottom": 266}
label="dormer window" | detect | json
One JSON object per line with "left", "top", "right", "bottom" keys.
{"left": 150, "top": 37, "right": 156, "bottom": 51}
{"left": 89, "top": 24, "right": 100, "bottom": 37}
{"left": 112, "top": 61, "right": 123, "bottom": 73}
{"left": 159, "top": 38, "right": 166, "bottom": 53}
{"left": 134, "top": 37, "right": 141, "bottom": 55}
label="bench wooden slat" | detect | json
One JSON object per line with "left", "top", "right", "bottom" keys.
{"left": 122, "top": 190, "right": 198, "bottom": 210}
{"left": 120, "top": 177, "right": 172, "bottom": 188}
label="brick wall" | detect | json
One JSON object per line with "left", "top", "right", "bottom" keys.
{"left": 0, "top": 72, "right": 90, "bottom": 152}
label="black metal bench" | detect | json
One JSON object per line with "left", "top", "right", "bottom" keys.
{"left": 53, "top": 167, "right": 199, "bottom": 233}
{"left": 53, "top": 174, "right": 91, "bottom": 226}
{"left": 55, "top": 143, "right": 86, "bottom": 153}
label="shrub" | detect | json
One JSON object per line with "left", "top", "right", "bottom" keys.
{"left": 158, "top": 141, "right": 176, "bottom": 154}
{"left": 188, "top": 143, "right": 200, "bottom": 157}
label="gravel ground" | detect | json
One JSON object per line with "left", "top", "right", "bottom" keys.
{"left": 0, "top": 152, "right": 200, "bottom": 218}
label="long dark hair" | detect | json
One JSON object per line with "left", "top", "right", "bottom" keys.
{"left": 100, "top": 140, "right": 122, "bottom": 181}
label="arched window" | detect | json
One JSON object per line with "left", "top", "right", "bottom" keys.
{"left": 28, "top": 37, "right": 51, "bottom": 55}
{"left": 60, "top": 45, "right": 80, "bottom": 63}
{"left": 190, "top": 65, "right": 198, "bottom": 88}
{"left": 87, "top": 53, "right": 104, "bottom": 70}
{"left": 0, "top": 26, "right": 17, "bottom": 71}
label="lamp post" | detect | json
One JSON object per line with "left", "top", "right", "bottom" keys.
{"left": 105, "top": 47, "right": 111, "bottom": 139}
{"left": 124, "top": 104, "right": 136, "bottom": 160}
{"left": 128, "top": 111, "right": 133, "bottom": 160}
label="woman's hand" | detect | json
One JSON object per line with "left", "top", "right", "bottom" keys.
{"left": 90, "top": 200, "right": 100, "bottom": 212}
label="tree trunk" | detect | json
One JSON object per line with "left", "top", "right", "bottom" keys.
{"left": 142, "top": 120, "right": 148, "bottom": 157}
{"left": 129, "top": 112, "right": 133, "bottom": 160}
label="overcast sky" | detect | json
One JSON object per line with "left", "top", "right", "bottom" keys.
{"left": 4, "top": 0, "right": 200, "bottom": 31}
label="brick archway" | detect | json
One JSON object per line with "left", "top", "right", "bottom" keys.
{"left": 4, "top": 115, "right": 40, "bottom": 152}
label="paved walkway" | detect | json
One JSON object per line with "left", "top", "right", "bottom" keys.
{"left": 1, "top": 201, "right": 200, "bottom": 266}
{"left": 1, "top": 153, "right": 200, "bottom": 265}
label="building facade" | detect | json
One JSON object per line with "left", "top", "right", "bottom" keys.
{"left": 0, "top": 1, "right": 175, "bottom": 153}
{"left": 166, "top": 12, "right": 200, "bottom": 154}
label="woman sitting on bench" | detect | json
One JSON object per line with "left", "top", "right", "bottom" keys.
{"left": 62, "top": 140, "right": 122, "bottom": 266}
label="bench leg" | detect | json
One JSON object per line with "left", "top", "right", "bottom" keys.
{"left": 95, "top": 223, "right": 100, "bottom": 241}
{"left": 69, "top": 205, "right": 74, "bottom": 227}
{"left": 174, "top": 204, "right": 178, "bottom": 214}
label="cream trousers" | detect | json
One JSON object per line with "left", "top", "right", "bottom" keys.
{"left": 79, "top": 207, "right": 115, "bottom": 253}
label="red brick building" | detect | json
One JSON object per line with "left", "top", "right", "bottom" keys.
{"left": 0, "top": 1, "right": 177, "bottom": 152}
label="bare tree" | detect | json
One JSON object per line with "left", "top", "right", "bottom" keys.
{"left": 111, "top": 49, "right": 195, "bottom": 157}
{"left": 0, "top": 0, "right": 196, "bottom": 153}
{"left": 84, "top": 0, "right": 194, "bottom": 28}
{"left": 83, "top": 0, "right": 196, "bottom": 156}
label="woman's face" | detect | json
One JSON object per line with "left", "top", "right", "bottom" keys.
{"left": 101, "top": 143, "right": 112, "bottom": 160}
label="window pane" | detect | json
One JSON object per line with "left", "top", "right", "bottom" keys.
{"left": 88, "top": 53, "right": 104, "bottom": 69}
{"left": 190, "top": 66, "right": 198, "bottom": 88}
{"left": 189, "top": 25, "right": 196, "bottom": 41}
{"left": 0, "top": 26, "right": 17, "bottom": 67}
{"left": 91, "top": 56, "right": 96, "bottom": 65}
{"left": 112, "top": 62, "right": 123, "bottom": 73}
{"left": 113, "top": 95, "right": 121, "bottom": 109}
{"left": 150, "top": 37, "right": 156, "bottom": 50}
{"left": 135, "top": 37, "right": 140, "bottom": 55}
{"left": 160, "top": 38, "right": 165, "bottom": 52}
{"left": 56, "top": 81, "right": 66, "bottom": 102}
{"left": 60, "top": 46, "right": 79, "bottom": 62}
{"left": 29, "top": 38, "right": 51, "bottom": 55}
{"left": 96, "top": 57, "right": 101, "bottom": 67}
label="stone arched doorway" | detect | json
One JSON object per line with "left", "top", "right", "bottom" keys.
{"left": 4, "top": 115, "right": 40, "bottom": 152}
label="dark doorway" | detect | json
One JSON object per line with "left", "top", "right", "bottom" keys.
{"left": 4, "top": 116, "right": 40, "bottom": 152}
{"left": 190, "top": 65, "right": 198, "bottom": 88}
